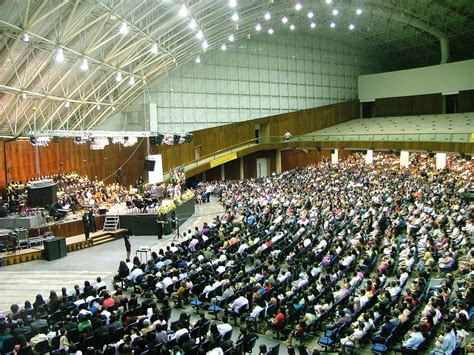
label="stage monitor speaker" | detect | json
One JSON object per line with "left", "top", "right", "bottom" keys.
{"left": 58, "top": 238, "right": 67, "bottom": 258}
{"left": 144, "top": 159, "right": 156, "bottom": 171}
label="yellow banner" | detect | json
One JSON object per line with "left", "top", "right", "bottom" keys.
{"left": 471, "top": 133, "right": 474, "bottom": 142}
{"left": 210, "top": 152, "right": 238, "bottom": 168}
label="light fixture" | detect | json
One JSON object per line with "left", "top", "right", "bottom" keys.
{"left": 195, "top": 56, "right": 201, "bottom": 63}
{"left": 264, "top": 11, "right": 271, "bottom": 20}
{"left": 332, "top": 9, "right": 339, "bottom": 16}
{"left": 310, "top": 22, "right": 316, "bottom": 28}
{"left": 119, "top": 21, "right": 128, "bottom": 35}
{"left": 325, "top": 0, "right": 332, "bottom": 4}
{"left": 330, "top": 22, "right": 336, "bottom": 28}
{"left": 65, "top": 101, "right": 70, "bottom": 108}
{"left": 188, "top": 19, "right": 197, "bottom": 30}
{"left": 111, "top": 106, "right": 116, "bottom": 111}
{"left": 349, "top": 23, "right": 355, "bottom": 30}
{"left": 231, "top": 12, "right": 239, "bottom": 21}
{"left": 202, "top": 40, "right": 208, "bottom": 49}
{"left": 307, "top": 11, "right": 314, "bottom": 18}
{"left": 196, "top": 30, "right": 203, "bottom": 40}
{"left": 54, "top": 48, "right": 64, "bottom": 62}
{"left": 295, "top": 2, "right": 302, "bottom": 11}
{"left": 96, "top": 104, "right": 101, "bottom": 110}
{"left": 221, "top": 43, "right": 227, "bottom": 50}
{"left": 179, "top": 4, "right": 188, "bottom": 17}
{"left": 356, "top": 8, "right": 363, "bottom": 15}
{"left": 290, "top": 24, "right": 295, "bottom": 30}
{"left": 229, "top": 0, "right": 237, "bottom": 8}
{"left": 268, "top": 28, "right": 274, "bottom": 34}
{"left": 228, "top": 34, "right": 235, "bottom": 42}
{"left": 255, "top": 23, "right": 262, "bottom": 31}
{"left": 150, "top": 43, "right": 158, "bottom": 54}
{"left": 115, "top": 71, "right": 122, "bottom": 81}
{"left": 22, "top": 92, "right": 27, "bottom": 100}
{"left": 21, "top": 33, "right": 30, "bottom": 42}
{"left": 282, "top": 16, "right": 288, "bottom": 24}
{"left": 80, "top": 58, "right": 89, "bottom": 71}
{"left": 128, "top": 76, "right": 135, "bottom": 85}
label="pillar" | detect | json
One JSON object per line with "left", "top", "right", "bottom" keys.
{"left": 331, "top": 149, "right": 339, "bottom": 165}
{"left": 239, "top": 157, "right": 244, "bottom": 180}
{"left": 400, "top": 150, "right": 410, "bottom": 168}
{"left": 436, "top": 152, "right": 446, "bottom": 170}
{"left": 220, "top": 164, "right": 225, "bottom": 181}
{"left": 365, "top": 149, "right": 374, "bottom": 165}
{"left": 275, "top": 149, "right": 282, "bottom": 174}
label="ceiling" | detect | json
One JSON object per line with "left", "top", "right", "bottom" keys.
{"left": 0, "top": 0, "right": 473, "bottom": 137}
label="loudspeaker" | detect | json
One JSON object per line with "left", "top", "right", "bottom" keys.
{"left": 184, "top": 133, "right": 193, "bottom": 143}
{"left": 58, "top": 238, "right": 67, "bottom": 258}
{"left": 52, "top": 136, "right": 60, "bottom": 143}
{"left": 144, "top": 159, "right": 156, "bottom": 171}
{"left": 149, "top": 134, "right": 164, "bottom": 145}
{"left": 173, "top": 135, "right": 181, "bottom": 145}
{"left": 30, "top": 137, "right": 37, "bottom": 144}
{"left": 44, "top": 238, "right": 67, "bottom": 261}
{"left": 28, "top": 183, "right": 58, "bottom": 208}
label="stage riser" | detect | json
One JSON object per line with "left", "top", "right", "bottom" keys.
{"left": 28, "top": 216, "right": 105, "bottom": 238}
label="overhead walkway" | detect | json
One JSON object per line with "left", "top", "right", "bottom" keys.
{"left": 164, "top": 113, "right": 473, "bottom": 180}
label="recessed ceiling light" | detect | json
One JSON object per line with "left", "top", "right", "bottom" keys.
{"left": 349, "top": 23, "right": 355, "bottom": 30}
{"left": 54, "top": 48, "right": 64, "bottom": 62}
{"left": 195, "top": 56, "right": 201, "bottom": 63}
{"left": 330, "top": 22, "right": 336, "bottom": 28}
{"left": 295, "top": 3, "right": 302, "bottom": 11}
{"left": 307, "top": 11, "right": 314, "bottom": 18}
{"left": 21, "top": 92, "right": 27, "bottom": 100}
{"left": 229, "top": 0, "right": 237, "bottom": 8}
{"left": 325, "top": 0, "right": 332, "bottom": 4}
{"left": 80, "top": 58, "right": 89, "bottom": 71}
{"left": 282, "top": 16, "right": 288, "bottom": 24}
{"left": 202, "top": 40, "right": 209, "bottom": 49}
{"left": 332, "top": 9, "right": 339, "bottom": 16}
{"left": 255, "top": 23, "right": 262, "bottom": 31}
{"left": 268, "top": 28, "right": 274, "bottom": 34}
{"left": 290, "top": 24, "right": 295, "bottom": 30}
{"left": 221, "top": 43, "right": 227, "bottom": 50}
{"left": 150, "top": 43, "right": 158, "bottom": 54}
{"left": 179, "top": 4, "right": 188, "bottom": 17}
{"left": 356, "top": 8, "right": 363, "bottom": 15}
{"left": 97, "top": 105, "right": 101, "bottom": 110}
{"left": 119, "top": 21, "right": 128, "bottom": 35}
{"left": 264, "top": 11, "right": 271, "bottom": 20}
{"left": 228, "top": 34, "right": 235, "bottom": 42}
{"left": 196, "top": 30, "right": 203, "bottom": 40}
{"left": 232, "top": 12, "right": 239, "bottom": 21}
{"left": 188, "top": 19, "right": 197, "bottom": 29}
{"left": 310, "top": 22, "right": 316, "bottom": 28}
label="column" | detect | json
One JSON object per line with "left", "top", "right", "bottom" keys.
{"left": 436, "top": 152, "right": 446, "bottom": 170}
{"left": 365, "top": 149, "right": 374, "bottom": 164}
{"left": 220, "top": 164, "right": 225, "bottom": 181}
{"left": 331, "top": 149, "right": 339, "bottom": 165}
{"left": 239, "top": 157, "right": 244, "bottom": 180}
{"left": 275, "top": 149, "right": 282, "bottom": 174}
{"left": 400, "top": 150, "right": 410, "bottom": 168}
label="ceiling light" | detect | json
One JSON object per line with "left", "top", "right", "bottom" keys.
{"left": 65, "top": 101, "right": 70, "bottom": 108}
{"left": 202, "top": 40, "right": 208, "bottom": 49}
{"left": 307, "top": 11, "right": 314, "bottom": 18}
{"left": 80, "top": 58, "right": 89, "bottom": 71}
{"left": 228, "top": 34, "right": 235, "bottom": 42}
{"left": 332, "top": 9, "right": 339, "bottom": 16}
{"left": 21, "top": 92, "right": 27, "bottom": 100}
{"left": 356, "top": 8, "right": 363, "bottom": 15}
{"left": 295, "top": 2, "right": 302, "bottom": 11}
{"left": 221, "top": 43, "right": 227, "bottom": 50}
{"left": 290, "top": 24, "right": 295, "bottom": 30}
{"left": 195, "top": 56, "right": 201, "bottom": 63}
{"left": 255, "top": 23, "right": 262, "bottom": 31}
{"left": 231, "top": 12, "right": 239, "bottom": 21}
{"left": 310, "top": 22, "right": 316, "bottom": 28}
{"left": 119, "top": 21, "right": 128, "bottom": 35}
{"left": 112, "top": 106, "right": 116, "bottom": 111}
{"left": 268, "top": 28, "right": 274, "bottom": 34}
{"left": 349, "top": 23, "right": 355, "bottom": 30}
{"left": 54, "top": 48, "right": 64, "bottom": 62}
{"left": 128, "top": 76, "right": 135, "bottom": 85}
{"left": 264, "top": 11, "right": 271, "bottom": 20}
{"left": 282, "top": 16, "right": 288, "bottom": 24}
{"left": 179, "top": 4, "right": 188, "bottom": 17}
{"left": 196, "top": 30, "right": 203, "bottom": 40}
{"left": 115, "top": 72, "right": 122, "bottom": 81}
{"left": 21, "top": 33, "right": 29, "bottom": 42}
{"left": 188, "top": 19, "right": 197, "bottom": 30}
{"left": 97, "top": 105, "right": 101, "bottom": 110}
{"left": 150, "top": 43, "right": 158, "bottom": 54}
{"left": 330, "top": 22, "right": 336, "bottom": 28}
{"left": 325, "top": 0, "right": 332, "bottom": 4}
{"left": 229, "top": 0, "right": 237, "bottom": 8}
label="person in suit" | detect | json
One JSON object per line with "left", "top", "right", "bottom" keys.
{"left": 88, "top": 209, "right": 96, "bottom": 233}
{"left": 82, "top": 212, "right": 90, "bottom": 241}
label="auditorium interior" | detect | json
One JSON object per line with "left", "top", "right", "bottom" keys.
{"left": 0, "top": 0, "right": 473, "bottom": 354}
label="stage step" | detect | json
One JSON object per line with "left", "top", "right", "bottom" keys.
{"left": 103, "top": 215, "right": 120, "bottom": 231}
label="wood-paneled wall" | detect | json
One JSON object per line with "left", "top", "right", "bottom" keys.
{"left": 224, "top": 158, "right": 241, "bottom": 181}
{"left": 151, "top": 100, "right": 360, "bottom": 173}
{"left": 243, "top": 151, "right": 277, "bottom": 179}
{"left": 281, "top": 149, "right": 331, "bottom": 171}
{"left": 374, "top": 94, "right": 443, "bottom": 117}
{"left": 0, "top": 138, "right": 147, "bottom": 191}
{"left": 458, "top": 90, "right": 474, "bottom": 113}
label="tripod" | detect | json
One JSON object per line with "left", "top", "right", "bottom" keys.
{"left": 172, "top": 218, "right": 182, "bottom": 241}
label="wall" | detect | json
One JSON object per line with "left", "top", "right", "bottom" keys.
{"left": 374, "top": 94, "right": 443, "bottom": 117}
{"left": 281, "top": 149, "right": 331, "bottom": 171}
{"left": 0, "top": 138, "right": 147, "bottom": 191}
{"left": 243, "top": 151, "right": 276, "bottom": 180}
{"left": 358, "top": 59, "right": 474, "bottom": 102}
{"left": 135, "top": 33, "right": 384, "bottom": 133}
{"left": 458, "top": 90, "right": 474, "bottom": 113}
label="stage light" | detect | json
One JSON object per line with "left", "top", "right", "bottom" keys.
{"left": 231, "top": 12, "right": 239, "bottom": 21}
{"left": 255, "top": 23, "right": 262, "bottom": 31}
{"left": 332, "top": 9, "right": 339, "bottom": 16}
{"left": 282, "top": 16, "right": 288, "bottom": 24}
{"left": 202, "top": 40, "right": 208, "bottom": 49}
{"left": 54, "top": 48, "right": 64, "bottom": 62}
{"left": 80, "top": 58, "right": 89, "bottom": 71}
{"left": 21, "top": 92, "right": 27, "bottom": 100}
{"left": 290, "top": 24, "right": 295, "bottom": 30}
{"left": 229, "top": 0, "right": 237, "bottom": 8}
{"left": 264, "top": 11, "right": 271, "bottom": 20}
{"left": 196, "top": 30, "right": 203, "bottom": 40}
{"left": 349, "top": 23, "right": 355, "bottom": 30}
{"left": 268, "top": 28, "right": 274, "bottom": 34}
{"left": 356, "top": 8, "right": 363, "bottom": 15}
{"left": 64, "top": 101, "right": 70, "bottom": 108}
{"left": 179, "top": 4, "right": 188, "bottom": 17}
{"left": 295, "top": 2, "right": 302, "bottom": 11}
{"left": 310, "top": 22, "right": 316, "bottom": 28}
{"left": 228, "top": 34, "right": 235, "bottom": 42}
{"left": 97, "top": 104, "right": 101, "bottom": 110}
{"left": 128, "top": 76, "right": 135, "bottom": 85}
{"left": 119, "top": 22, "right": 128, "bottom": 35}
{"left": 188, "top": 19, "right": 197, "bottom": 30}
{"left": 115, "top": 71, "right": 122, "bottom": 81}
{"left": 21, "top": 33, "right": 29, "bottom": 42}
{"left": 307, "top": 11, "right": 314, "bottom": 18}
{"left": 195, "top": 56, "right": 201, "bottom": 63}
{"left": 325, "top": 0, "right": 332, "bottom": 4}
{"left": 330, "top": 22, "right": 336, "bottom": 28}
{"left": 221, "top": 43, "right": 227, "bottom": 50}
{"left": 150, "top": 43, "right": 158, "bottom": 54}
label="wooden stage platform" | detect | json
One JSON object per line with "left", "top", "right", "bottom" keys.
{"left": 0, "top": 228, "right": 127, "bottom": 266}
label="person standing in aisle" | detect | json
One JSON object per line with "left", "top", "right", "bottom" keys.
{"left": 82, "top": 212, "right": 90, "bottom": 242}
{"left": 124, "top": 234, "right": 131, "bottom": 259}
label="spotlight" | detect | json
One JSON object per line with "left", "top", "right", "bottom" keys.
{"left": 307, "top": 12, "right": 314, "bottom": 18}
{"left": 195, "top": 56, "right": 201, "bottom": 63}
{"left": 264, "top": 11, "right": 271, "bottom": 20}
{"left": 290, "top": 24, "right": 295, "bottom": 30}
{"left": 221, "top": 43, "right": 227, "bottom": 50}
{"left": 80, "top": 58, "right": 89, "bottom": 71}
{"left": 349, "top": 23, "right": 355, "bottom": 30}
{"left": 268, "top": 28, "right": 274, "bottom": 34}
{"left": 228, "top": 34, "right": 235, "bottom": 42}
{"left": 21, "top": 33, "right": 29, "bottom": 42}
{"left": 325, "top": 0, "right": 332, "bottom": 4}
{"left": 332, "top": 9, "right": 339, "bottom": 16}
{"left": 202, "top": 40, "right": 208, "bottom": 49}
{"left": 255, "top": 23, "right": 262, "bottom": 31}
{"left": 21, "top": 92, "right": 27, "bottom": 100}
{"left": 295, "top": 2, "right": 302, "bottom": 11}
{"left": 310, "top": 22, "right": 316, "bottom": 28}
{"left": 330, "top": 22, "right": 336, "bottom": 28}
{"left": 115, "top": 72, "right": 122, "bottom": 81}
{"left": 196, "top": 30, "right": 204, "bottom": 40}
{"left": 150, "top": 43, "right": 158, "bottom": 54}
{"left": 179, "top": 4, "right": 188, "bottom": 17}
{"left": 64, "top": 101, "right": 70, "bottom": 108}
{"left": 356, "top": 8, "right": 363, "bottom": 15}
{"left": 282, "top": 16, "right": 288, "bottom": 24}
{"left": 188, "top": 19, "right": 197, "bottom": 30}
{"left": 119, "top": 22, "right": 128, "bottom": 35}
{"left": 229, "top": 0, "right": 237, "bottom": 8}
{"left": 54, "top": 48, "right": 64, "bottom": 62}
{"left": 231, "top": 12, "right": 239, "bottom": 21}
{"left": 128, "top": 76, "right": 135, "bottom": 85}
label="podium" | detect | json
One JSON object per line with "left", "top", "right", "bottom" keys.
{"left": 28, "top": 180, "right": 58, "bottom": 208}
{"left": 44, "top": 238, "right": 67, "bottom": 261}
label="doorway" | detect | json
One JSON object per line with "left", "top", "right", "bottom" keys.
{"left": 256, "top": 158, "right": 268, "bottom": 178}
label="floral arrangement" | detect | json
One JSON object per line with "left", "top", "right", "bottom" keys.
{"left": 181, "top": 189, "right": 194, "bottom": 202}
{"left": 157, "top": 201, "right": 176, "bottom": 215}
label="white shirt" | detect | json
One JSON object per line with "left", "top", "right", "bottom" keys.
{"left": 230, "top": 296, "right": 249, "bottom": 313}
{"left": 217, "top": 323, "right": 232, "bottom": 336}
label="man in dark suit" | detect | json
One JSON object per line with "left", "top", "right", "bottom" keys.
{"left": 372, "top": 315, "right": 397, "bottom": 343}
{"left": 82, "top": 212, "right": 90, "bottom": 241}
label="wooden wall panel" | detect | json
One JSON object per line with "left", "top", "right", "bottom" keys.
{"left": 458, "top": 90, "right": 474, "bottom": 113}
{"left": 374, "top": 94, "right": 443, "bottom": 117}
{"left": 2, "top": 138, "right": 147, "bottom": 191}
{"left": 224, "top": 159, "right": 241, "bottom": 181}
{"left": 206, "top": 166, "right": 222, "bottom": 181}
{"left": 243, "top": 150, "right": 276, "bottom": 179}
{"left": 281, "top": 149, "right": 331, "bottom": 171}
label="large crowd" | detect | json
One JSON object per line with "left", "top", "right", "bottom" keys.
{"left": 0, "top": 152, "right": 472, "bottom": 354}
